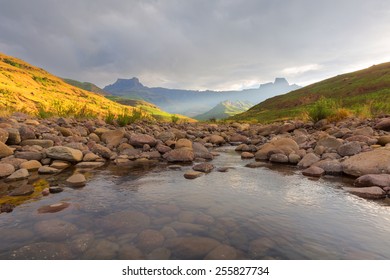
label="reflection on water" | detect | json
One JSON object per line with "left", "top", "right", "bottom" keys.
{"left": 1, "top": 148, "right": 390, "bottom": 259}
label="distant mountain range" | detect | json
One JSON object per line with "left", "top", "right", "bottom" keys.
{"left": 103, "top": 77, "right": 300, "bottom": 117}
{"left": 194, "top": 100, "right": 254, "bottom": 121}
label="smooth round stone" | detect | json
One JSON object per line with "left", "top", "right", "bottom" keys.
{"left": 241, "top": 152, "right": 254, "bottom": 159}
{"left": 302, "top": 166, "right": 325, "bottom": 177}
{"left": 249, "top": 237, "right": 276, "bottom": 258}
{"left": 50, "top": 160, "right": 71, "bottom": 169}
{"left": 343, "top": 186, "right": 386, "bottom": 199}
{"left": 49, "top": 187, "right": 64, "bottom": 194}
{"left": 101, "top": 211, "right": 150, "bottom": 233}
{"left": 118, "top": 245, "right": 145, "bottom": 260}
{"left": 10, "top": 242, "right": 74, "bottom": 260}
{"left": 37, "top": 202, "right": 70, "bottom": 213}
{"left": 160, "top": 226, "right": 178, "bottom": 239}
{"left": 245, "top": 162, "right": 266, "bottom": 168}
{"left": 69, "top": 233, "right": 95, "bottom": 255}
{"left": 204, "top": 244, "right": 238, "bottom": 260}
{"left": 20, "top": 160, "right": 42, "bottom": 171}
{"left": 10, "top": 184, "right": 34, "bottom": 196}
{"left": 147, "top": 248, "right": 171, "bottom": 260}
{"left": 66, "top": 173, "right": 86, "bottom": 188}
{"left": 156, "top": 204, "right": 180, "bottom": 215}
{"left": 75, "top": 162, "right": 105, "bottom": 169}
{"left": 5, "top": 168, "right": 29, "bottom": 182}
{"left": 0, "top": 163, "right": 15, "bottom": 178}
{"left": 192, "top": 162, "right": 214, "bottom": 173}
{"left": 83, "top": 239, "right": 119, "bottom": 260}
{"left": 166, "top": 237, "right": 220, "bottom": 259}
{"left": 38, "top": 166, "right": 62, "bottom": 174}
{"left": 34, "top": 219, "right": 78, "bottom": 241}
{"left": 137, "top": 229, "right": 165, "bottom": 253}
{"left": 184, "top": 171, "right": 204, "bottom": 179}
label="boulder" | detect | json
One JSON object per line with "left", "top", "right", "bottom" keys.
{"left": 229, "top": 134, "right": 249, "bottom": 143}
{"left": 209, "top": 135, "right": 225, "bottom": 145}
{"left": 38, "top": 166, "right": 62, "bottom": 174}
{"left": 241, "top": 152, "right": 254, "bottom": 159}
{"left": 5, "top": 128, "right": 21, "bottom": 145}
{"left": 46, "top": 146, "right": 83, "bottom": 162}
{"left": 192, "top": 163, "right": 214, "bottom": 173}
{"left": 255, "top": 138, "right": 299, "bottom": 160}
{"left": 302, "top": 166, "right": 325, "bottom": 177}
{"left": 14, "top": 151, "right": 43, "bottom": 161}
{"left": 353, "top": 127, "right": 374, "bottom": 136}
{"left": 316, "top": 136, "right": 343, "bottom": 151}
{"left": 66, "top": 173, "right": 86, "bottom": 188}
{"left": 101, "top": 129, "right": 125, "bottom": 148}
{"left": 19, "top": 125, "right": 36, "bottom": 140}
{"left": 354, "top": 174, "right": 390, "bottom": 188}
{"left": 312, "top": 159, "right": 343, "bottom": 175}
{"left": 192, "top": 142, "right": 213, "bottom": 160}
{"left": 5, "top": 168, "right": 29, "bottom": 182}
{"left": 175, "top": 139, "right": 193, "bottom": 150}
{"left": 345, "top": 135, "right": 377, "bottom": 145}
{"left": 0, "top": 163, "right": 15, "bottom": 178}
{"left": 166, "top": 237, "right": 220, "bottom": 259}
{"left": 137, "top": 230, "right": 165, "bottom": 253}
{"left": 343, "top": 186, "right": 386, "bottom": 199}
{"left": 34, "top": 219, "right": 78, "bottom": 241}
{"left": 205, "top": 244, "right": 238, "bottom": 260}
{"left": 164, "top": 149, "right": 194, "bottom": 162}
{"left": 377, "top": 136, "right": 390, "bottom": 146}
{"left": 184, "top": 171, "right": 204, "bottom": 179}
{"left": 20, "top": 160, "right": 42, "bottom": 171}
{"left": 89, "top": 143, "right": 112, "bottom": 159}
{"left": 0, "top": 142, "right": 13, "bottom": 158}
{"left": 342, "top": 149, "right": 390, "bottom": 177}
{"left": 337, "top": 141, "right": 362, "bottom": 157}
{"left": 101, "top": 211, "right": 150, "bottom": 233}
{"left": 0, "top": 128, "right": 9, "bottom": 143}
{"left": 10, "top": 184, "right": 34, "bottom": 196}
{"left": 375, "top": 118, "right": 390, "bottom": 131}
{"left": 129, "top": 134, "right": 157, "bottom": 147}
{"left": 21, "top": 139, "right": 54, "bottom": 148}
{"left": 297, "top": 153, "right": 321, "bottom": 168}
{"left": 269, "top": 153, "right": 289, "bottom": 163}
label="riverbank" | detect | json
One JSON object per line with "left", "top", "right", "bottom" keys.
{"left": 1, "top": 112, "right": 390, "bottom": 213}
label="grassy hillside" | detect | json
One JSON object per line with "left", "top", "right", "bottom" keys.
{"left": 232, "top": 62, "right": 390, "bottom": 123}
{"left": 0, "top": 52, "right": 193, "bottom": 122}
{"left": 195, "top": 100, "right": 253, "bottom": 121}
{"left": 62, "top": 78, "right": 108, "bottom": 95}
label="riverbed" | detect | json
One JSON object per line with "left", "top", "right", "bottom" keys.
{"left": 1, "top": 147, "right": 390, "bottom": 259}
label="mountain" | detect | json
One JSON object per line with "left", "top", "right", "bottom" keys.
{"left": 194, "top": 100, "right": 254, "bottom": 121}
{"left": 0, "top": 52, "right": 192, "bottom": 122}
{"left": 103, "top": 77, "right": 300, "bottom": 117}
{"left": 232, "top": 62, "right": 390, "bottom": 123}
{"left": 62, "top": 78, "right": 108, "bottom": 95}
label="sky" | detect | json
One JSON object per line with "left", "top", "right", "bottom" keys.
{"left": 0, "top": 0, "right": 390, "bottom": 91}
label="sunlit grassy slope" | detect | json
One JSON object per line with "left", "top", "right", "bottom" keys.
{"left": 232, "top": 62, "right": 390, "bottom": 123}
{"left": 0, "top": 52, "right": 136, "bottom": 118}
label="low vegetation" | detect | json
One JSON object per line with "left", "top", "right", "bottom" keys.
{"left": 232, "top": 62, "right": 390, "bottom": 123}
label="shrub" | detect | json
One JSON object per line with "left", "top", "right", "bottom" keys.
{"left": 171, "top": 114, "right": 179, "bottom": 124}
{"left": 105, "top": 111, "right": 115, "bottom": 124}
{"left": 327, "top": 108, "right": 353, "bottom": 123}
{"left": 307, "top": 97, "right": 337, "bottom": 123}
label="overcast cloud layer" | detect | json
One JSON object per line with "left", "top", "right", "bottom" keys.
{"left": 1, "top": 0, "right": 390, "bottom": 90}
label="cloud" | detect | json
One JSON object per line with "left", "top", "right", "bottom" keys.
{"left": 0, "top": 0, "right": 389, "bottom": 90}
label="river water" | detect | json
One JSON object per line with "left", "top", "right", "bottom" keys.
{"left": 1, "top": 147, "right": 390, "bottom": 259}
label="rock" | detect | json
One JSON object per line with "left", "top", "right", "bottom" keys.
{"left": 76, "top": 162, "right": 105, "bottom": 169}
{"left": 193, "top": 163, "right": 214, "bottom": 173}
{"left": 209, "top": 135, "right": 225, "bottom": 145}
{"left": 0, "top": 142, "right": 13, "bottom": 158}
{"left": 170, "top": 222, "right": 208, "bottom": 235}
{"left": 0, "top": 163, "right": 15, "bottom": 178}
{"left": 249, "top": 237, "right": 276, "bottom": 258}
{"left": 89, "top": 143, "right": 112, "bottom": 159}
{"left": 269, "top": 153, "right": 289, "bottom": 163}
{"left": 175, "top": 138, "right": 193, "bottom": 149}
{"left": 345, "top": 135, "right": 377, "bottom": 145}
{"left": 101, "top": 211, "right": 150, "bottom": 233}
{"left": 302, "top": 166, "right": 325, "bottom": 177}
{"left": 5, "top": 168, "right": 29, "bottom": 182}
{"left": 38, "top": 202, "right": 70, "bottom": 213}
{"left": 0, "top": 128, "right": 9, "bottom": 143}
{"left": 375, "top": 118, "right": 390, "bottom": 131}
{"left": 337, "top": 141, "right": 362, "bottom": 156}
{"left": 46, "top": 146, "right": 83, "bottom": 162}
{"left": 14, "top": 151, "right": 43, "bottom": 161}
{"left": 156, "top": 131, "right": 176, "bottom": 142}
{"left": 137, "top": 229, "right": 165, "bottom": 253}
{"left": 101, "top": 129, "right": 125, "bottom": 148}
{"left": 10, "top": 184, "right": 34, "bottom": 196}
{"left": 58, "top": 127, "right": 73, "bottom": 137}
{"left": 19, "top": 125, "right": 36, "bottom": 140}
{"left": 83, "top": 152, "right": 100, "bottom": 161}
{"left": 34, "top": 219, "right": 78, "bottom": 241}
{"left": 312, "top": 159, "right": 343, "bottom": 175}
{"left": 168, "top": 165, "right": 182, "bottom": 170}
{"left": 192, "top": 142, "right": 213, "bottom": 160}
{"left": 49, "top": 187, "right": 64, "bottom": 193}
{"left": 297, "top": 153, "right": 320, "bottom": 168}
{"left": 69, "top": 233, "right": 95, "bottom": 255}
{"left": 83, "top": 239, "right": 119, "bottom": 260}
{"left": 164, "top": 148, "right": 194, "bottom": 162}
{"left": 241, "top": 152, "right": 254, "bottom": 159}
{"left": 156, "top": 144, "right": 172, "bottom": 154}
{"left": 38, "top": 166, "right": 62, "bottom": 174}
{"left": 156, "top": 204, "right": 180, "bottom": 215}
{"left": 342, "top": 149, "right": 390, "bottom": 176}
{"left": 21, "top": 139, "right": 54, "bottom": 148}
{"left": 255, "top": 138, "right": 299, "bottom": 160}
{"left": 184, "top": 171, "right": 204, "bottom": 179}
{"left": 288, "top": 153, "right": 301, "bottom": 164}
{"left": 147, "top": 248, "right": 171, "bottom": 260}
{"left": 129, "top": 134, "right": 157, "bottom": 147}
{"left": 217, "top": 166, "right": 234, "bottom": 172}
{"left": 66, "top": 173, "right": 86, "bottom": 188}
{"left": 10, "top": 242, "right": 73, "bottom": 260}
{"left": 50, "top": 160, "right": 71, "bottom": 169}
{"left": 378, "top": 136, "right": 390, "bottom": 146}
{"left": 354, "top": 127, "right": 374, "bottom": 136}
{"left": 316, "top": 136, "right": 343, "bottom": 150}
{"left": 229, "top": 134, "right": 249, "bottom": 143}
{"left": 245, "top": 162, "right": 266, "bottom": 168}
{"left": 5, "top": 128, "right": 21, "bottom": 145}
{"left": 20, "top": 160, "right": 42, "bottom": 171}
{"left": 166, "top": 237, "right": 220, "bottom": 259}
{"left": 343, "top": 186, "right": 386, "bottom": 199}
{"left": 94, "top": 127, "right": 111, "bottom": 136}
{"left": 205, "top": 244, "right": 238, "bottom": 260}
{"left": 354, "top": 174, "right": 390, "bottom": 188}
{"left": 1, "top": 203, "right": 15, "bottom": 213}
{"left": 42, "top": 188, "right": 50, "bottom": 196}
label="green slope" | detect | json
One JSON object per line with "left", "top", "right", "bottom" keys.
{"left": 195, "top": 100, "right": 253, "bottom": 120}
{"left": 62, "top": 78, "right": 108, "bottom": 95}
{"left": 232, "top": 62, "right": 390, "bottom": 123}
